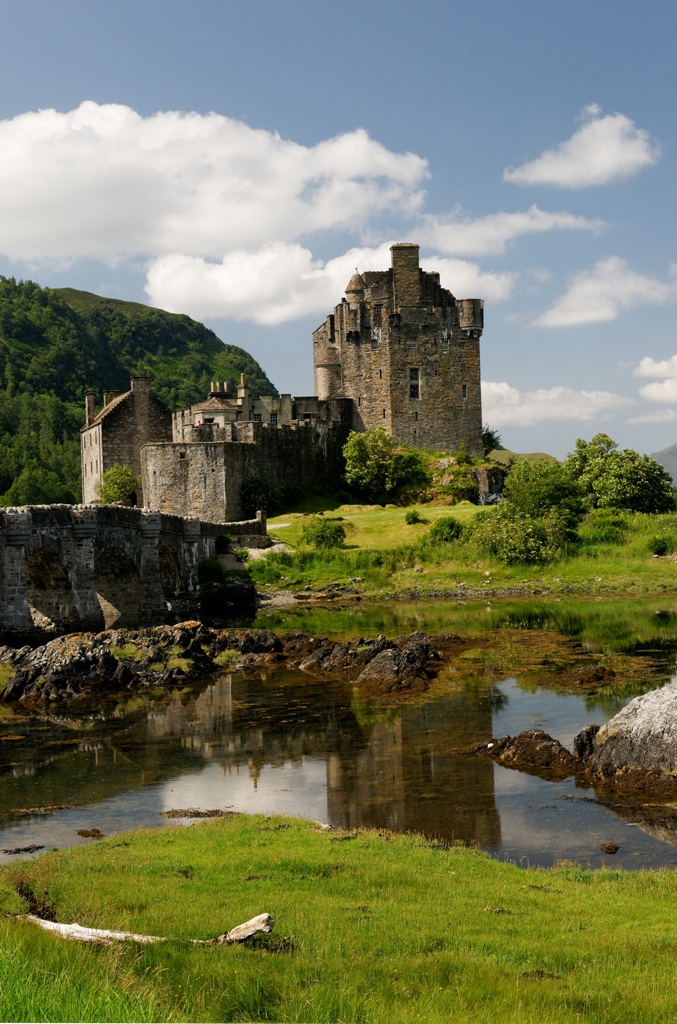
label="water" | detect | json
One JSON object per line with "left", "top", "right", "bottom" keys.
{"left": 2, "top": 595, "right": 677, "bottom": 869}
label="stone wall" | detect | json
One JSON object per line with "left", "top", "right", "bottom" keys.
{"left": 142, "top": 418, "right": 350, "bottom": 522}
{"left": 0, "top": 504, "right": 247, "bottom": 642}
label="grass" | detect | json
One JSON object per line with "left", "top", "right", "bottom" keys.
{"left": 2, "top": 814, "right": 677, "bottom": 1022}
{"left": 260, "top": 504, "right": 677, "bottom": 598}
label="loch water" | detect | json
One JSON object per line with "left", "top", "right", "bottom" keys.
{"left": 2, "top": 595, "right": 677, "bottom": 869}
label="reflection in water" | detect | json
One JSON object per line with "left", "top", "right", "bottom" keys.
{"left": 2, "top": 600, "right": 677, "bottom": 868}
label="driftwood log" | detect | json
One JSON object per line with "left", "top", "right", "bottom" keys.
{"left": 20, "top": 911, "right": 274, "bottom": 945}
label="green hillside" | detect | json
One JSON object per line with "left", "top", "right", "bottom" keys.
{"left": 0, "top": 277, "right": 278, "bottom": 506}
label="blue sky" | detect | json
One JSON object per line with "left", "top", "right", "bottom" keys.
{"left": 1, "top": 0, "right": 677, "bottom": 457}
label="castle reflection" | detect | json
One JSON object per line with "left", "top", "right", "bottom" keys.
{"left": 144, "top": 671, "right": 501, "bottom": 847}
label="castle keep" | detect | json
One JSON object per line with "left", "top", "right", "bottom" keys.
{"left": 314, "top": 243, "right": 483, "bottom": 452}
{"left": 81, "top": 243, "right": 484, "bottom": 522}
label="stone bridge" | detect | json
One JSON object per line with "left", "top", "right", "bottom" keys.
{"left": 0, "top": 505, "right": 266, "bottom": 643}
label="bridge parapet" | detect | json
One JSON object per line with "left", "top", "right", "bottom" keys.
{"left": 0, "top": 504, "right": 250, "bottom": 643}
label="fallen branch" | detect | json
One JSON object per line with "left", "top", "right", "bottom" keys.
{"left": 20, "top": 912, "right": 274, "bottom": 946}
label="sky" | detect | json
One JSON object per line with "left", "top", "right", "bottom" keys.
{"left": 1, "top": 0, "right": 677, "bottom": 458}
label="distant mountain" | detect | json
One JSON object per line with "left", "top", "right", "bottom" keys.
{"left": 0, "top": 277, "right": 278, "bottom": 506}
{"left": 649, "top": 442, "right": 677, "bottom": 485}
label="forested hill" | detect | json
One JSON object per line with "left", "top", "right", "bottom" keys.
{"left": 0, "top": 277, "right": 278, "bottom": 506}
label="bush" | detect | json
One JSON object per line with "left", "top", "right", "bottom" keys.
{"left": 428, "top": 516, "right": 463, "bottom": 542}
{"left": 300, "top": 516, "right": 346, "bottom": 549}
{"left": 469, "top": 507, "right": 568, "bottom": 565}
{"left": 404, "top": 509, "right": 422, "bottom": 525}
{"left": 234, "top": 548, "right": 250, "bottom": 562}
{"left": 647, "top": 535, "right": 671, "bottom": 556}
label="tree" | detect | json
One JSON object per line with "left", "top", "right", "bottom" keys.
{"left": 504, "top": 459, "right": 585, "bottom": 534}
{"left": 564, "top": 434, "right": 675, "bottom": 514}
{"left": 95, "top": 465, "right": 139, "bottom": 505}
{"left": 482, "top": 424, "right": 503, "bottom": 456}
{"left": 342, "top": 428, "right": 430, "bottom": 505}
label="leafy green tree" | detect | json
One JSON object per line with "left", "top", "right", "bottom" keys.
{"left": 95, "top": 465, "right": 139, "bottom": 505}
{"left": 343, "top": 428, "right": 430, "bottom": 505}
{"left": 565, "top": 434, "right": 675, "bottom": 514}
{"left": 504, "top": 459, "right": 585, "bottom": 534}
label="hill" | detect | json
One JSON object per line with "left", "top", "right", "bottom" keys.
{"left": 0, "top": 277, "right": 277, "bottom": 506}
{"left": 649, "top": 442, "right": 677, "bottom": 485}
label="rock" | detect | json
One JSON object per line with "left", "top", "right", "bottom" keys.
{"left": 588, "top": 682, "right": 677, "bottom": 776}
{"left": 573, "top": 723, "right": 600, "bottom": 760}
{"left": 355, "top": 637, "right": 433, "bottom": 696}
{"left": 470, "top": 730, "right": 581, "bottom": 779}
{"left": 565, "top": 665, "right": 616, "bottom": 689}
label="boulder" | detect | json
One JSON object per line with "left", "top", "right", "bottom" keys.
{"left": 587, "top": 682, "right": 677, "bottom": 776}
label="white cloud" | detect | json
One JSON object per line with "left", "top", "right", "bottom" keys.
{"left": 418, "top": 205, "right": 604, "bottom": 256}
{"left": 533, "top": 257, "right": 677, "bottom": 328}
{"left": 638, "top": 379, "right": 677, "bottom": 403}
{"left": 0, "top": 101, "right": 428, "bottom": 261}
{"left": 481, "top": 380, "right": 633, "bottom": 428}
{"left": 628, "top": 408, "right": 677, "bottom": 424}
{"left": 504, "top": 104, "right": 661, "bottom": 188}
{"left": 633, "top": 355, "right": 677, "bottom": 379}
{"left": 146, "top": 244, "right": 518, "bottom": 324}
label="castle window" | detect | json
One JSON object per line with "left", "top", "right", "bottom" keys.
{"left": 179, "top": 452, "right": 187, "bottom": 461}
{"left": 379, "top": 369, "right": 382, "bottom": 379}
{"left": 253, "top": 413, "right": 262, "bottom": 422}
{"left": 270, "top": 413, "right": 278, "bottom": 425}
{"left": 414, "top": 411, "right": 418, "bottom": 421}
{"left": 409, "top": 367, "right": 420, "bottom": 399}
{"left": 462, "top": 384, "right": 467, "bottom": 399}
{"left": 383, "top": 409, "right": 386, "bottom": 418}
{"left": 371, "top": 338, "right": 379, "bottom": 350}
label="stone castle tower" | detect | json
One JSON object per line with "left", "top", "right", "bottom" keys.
{"left": 313, "top": 243, "right": 483, "bottom": 453}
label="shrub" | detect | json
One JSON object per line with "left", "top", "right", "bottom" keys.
{"left": 300, "top": 516, "right": 346, "bottom": 549}
{"left": 248, "top": 557, "right": 286, "bottom": 585}
{"left": 428, "top": 516, "right": 463, "bottom": 543}
{"left": 234, "top": 548, "right": 250, "bottom": 562}
{"left": 404, "top": 509, "right": 422, "bottom": 525}
{"left": 469, "top": 507, "right": 567, "bottom": 565}
{"left": 647, "top": 535, "right": 671, "bottom": 556}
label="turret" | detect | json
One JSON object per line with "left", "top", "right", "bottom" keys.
{"left": 391, "top": 243, "right": 421, "bottom": 307}
{"left": 456, "top": 299, "right": 484, "bottom": 337}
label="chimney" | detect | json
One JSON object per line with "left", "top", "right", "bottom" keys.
{"left": 85, "top": 389, "right": 96, "bottom": 426}
{"left": 391, "top": 243, "right": 421, "bottom": 307}
{"left": 130, "top": 376, "right": 150, "bottom": 395}
{"left": 103, "top": 390, "right": 121, "bottom": 407}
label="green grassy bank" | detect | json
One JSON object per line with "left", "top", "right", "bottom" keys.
{"left": 255, "top": 502, "right": 677, "bottom": 598}
{"left": 1, "top": 814, "right": 677, "bottom": 1022}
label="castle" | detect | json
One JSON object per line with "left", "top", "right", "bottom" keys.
{"left": 81, "top": 243, "right": 484, "bottom": 522}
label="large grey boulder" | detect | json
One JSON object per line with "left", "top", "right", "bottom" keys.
{"left": 589, "top": 682, "right": 677, "bottom": 776}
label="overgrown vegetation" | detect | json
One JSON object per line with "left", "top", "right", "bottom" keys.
{"left": 2, "top": 814, "right": 677, "bottom": 1023}
{"left": 343, "top": 427, "right": 430, "bottom": 504}
{"left": 0, "top": 277, "right": 276, "bottom": 505}
{"left": 299, "top": 515, "right": 347, "bottom": 549}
